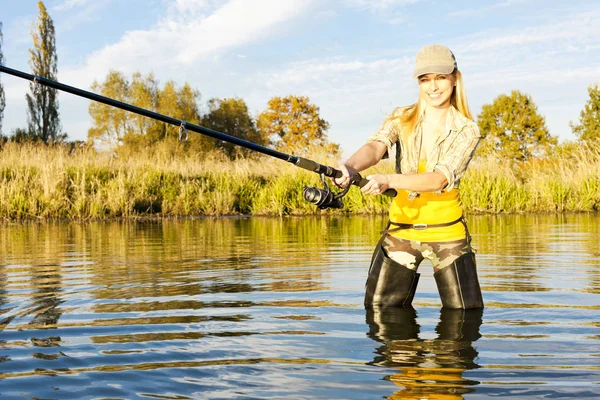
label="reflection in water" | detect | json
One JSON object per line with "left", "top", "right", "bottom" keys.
{"left": 0, "top": 214, "right": 599, "bottom": 398}
{"left": 28, "top": 265, "right": 64, "bottom": 328}
{"left": 367, "top": 307, "right": 482, "bottom": 399}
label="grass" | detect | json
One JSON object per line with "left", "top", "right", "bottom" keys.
{"left": 462, "top": 145, "right": 600, "bottom": 213}
{"left": 1, "top": 141, "right": 598, "bottom": 221}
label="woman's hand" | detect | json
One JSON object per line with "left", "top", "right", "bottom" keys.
{"left": 362, "top": 174, "right": 391, "bottom": 195}
{"left": 333, "top": 164, "right": 359, "bottom": 189}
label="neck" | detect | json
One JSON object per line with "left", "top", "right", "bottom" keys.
{"left": 423, "top": 105, "right": 450, "bottom": 125}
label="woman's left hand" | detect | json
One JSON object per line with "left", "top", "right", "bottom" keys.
{"left": 362, "top": 174, "right": 391, "bottom": 195}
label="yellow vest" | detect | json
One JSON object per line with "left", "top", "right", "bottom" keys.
{"left": 389, "top": 160, "right": 465, "bottom": 242}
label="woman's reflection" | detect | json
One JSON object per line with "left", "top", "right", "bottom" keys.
{"left": 367, "top": 307, "right": 483, "bottom": 399}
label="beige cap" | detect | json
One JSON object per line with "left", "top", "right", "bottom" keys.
{"left": 413, "top": 44, "right": 457, "bottom": 79}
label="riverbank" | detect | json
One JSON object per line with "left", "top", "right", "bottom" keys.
{"left": 1, "top": 142, "right": 599, "bottom": 221}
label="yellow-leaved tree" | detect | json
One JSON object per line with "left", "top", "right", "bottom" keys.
{"left": 257, "top": 95, "right": 340, "bottom": 156}
{"left": 88, "top": 71, "right": 202, "bottom": 152}
{"left": 88, "top": 71, "right": 131, "bottom": 148}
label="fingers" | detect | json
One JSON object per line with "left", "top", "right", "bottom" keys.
{"left": 333, "top": 164, "right": 352, "bottom": 188}
{"left": 362, "top": 175, "right": 388, "bottom": 195}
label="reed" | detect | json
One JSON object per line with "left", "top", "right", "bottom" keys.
{"left": 461, "top": 144, "right": 600, "bottom": 213}
{"left": 0, "top": 142, "right": 598, "bottom": 221}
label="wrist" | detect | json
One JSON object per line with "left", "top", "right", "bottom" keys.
{"left": 387, "top": 174, "right": 403, "bottom": 190}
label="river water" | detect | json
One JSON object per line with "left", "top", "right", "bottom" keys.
{"left": 0, "top": 214, "right": 598, "bottom": 399}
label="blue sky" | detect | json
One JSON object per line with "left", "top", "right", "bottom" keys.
{"left": 1, "top": 0, "right": 599, "bottom": 156}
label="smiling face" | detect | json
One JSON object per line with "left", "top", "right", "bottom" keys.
{"left": 418, "top": 73, "right": 457, "bottom": 109}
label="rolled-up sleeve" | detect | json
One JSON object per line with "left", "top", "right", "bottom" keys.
{"left": 434, "top": 123, "right": 481, "bottom": 192}
{"left": 366, "top": 107, "right": 404, "bottom": 159}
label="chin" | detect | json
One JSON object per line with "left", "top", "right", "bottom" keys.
{"left": 426, "top": 96, "right": 451, "bottom": 107}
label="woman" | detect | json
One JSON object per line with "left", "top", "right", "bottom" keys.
{"left": 335, "top": 44, "right": 483, "bottom": 309}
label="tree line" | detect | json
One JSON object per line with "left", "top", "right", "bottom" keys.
{"left": 87, "top": 71, "right": 338, "bottom": 158}
{"left": 0, "top": 1, "right": 599, "bottom": 163}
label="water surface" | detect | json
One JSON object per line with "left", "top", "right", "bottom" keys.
{"left": 0, "top": 214, "right": 599, "bottom": 399}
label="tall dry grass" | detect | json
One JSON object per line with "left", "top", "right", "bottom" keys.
{"left": 0, "top": 142, "right": 389, "bottom": 220}
{"left": 461, "top": 144, "right": 600, "bottom": 213}
{"left": 1, "top": 141, "right": 598, "bottom": 221}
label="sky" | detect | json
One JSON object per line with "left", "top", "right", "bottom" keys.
{"left": 1, "top": 0, "right": 599, "bottom": 156}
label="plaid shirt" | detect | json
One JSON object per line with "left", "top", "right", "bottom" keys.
{"left": 367, "top": 105, "right": 481, "bottom": 197}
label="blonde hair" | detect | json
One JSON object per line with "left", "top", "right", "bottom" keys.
{"left": 399, "top": 70, "right": 472, "bottom": 142}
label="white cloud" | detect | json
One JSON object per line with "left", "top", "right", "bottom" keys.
{"left": 3, "top": 0, "right": 320, "bottom": 140}
{"left": 255, "top": 5, "right": 600, "bottom": 149}
{"left": 53, "top": 0, "right": 94, "bottom": 12}
{"left": 264, "top": 57, "right": 411, "bottom": 87}
{"left": 449, "top": 0, "right": 532, "bottom": 18}
{"left": 3, "top": 0, "right": 597, "bottom": 150}
{"left": 343, "top": 0, "right": 421, "bottom": 24}
{"left": 169, "top": 0, "right": 219, "bottom": 16}
{"left": 63, "top": 0, "right": 317, "bottom": 86}
{"left": 467, "top": 7, "right": 598, "bottom": 51}
{"left": 344, "top": 0, "right": 423, "bottom": 10}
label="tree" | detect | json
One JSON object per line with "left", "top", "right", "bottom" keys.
{"left": 88, "top": 71, "right": 130, "bottom": 147}
{"left": 129, "top": 72, "right": 159, "bottom": 137}
{"left": 477, "top": 90, "right": 556, "bottom": 162}
{"left": 257, "top": 95, "right": 339, "bottom": 156}
{"left": 88, "top": 70, "right": 203, "bottom": 151}
{"left": 26, "top": 1, "right": 62, "bottom": 143}
{"left": 153, "top": 80, "right": 203, "bottom": 149}
{"left": 202, "top": 98, "right": 264, "bottom": 159}
{"left": 0, "top": 22, "right": 5, "bottom": 136}
{"left": 570, "top": 83, "right": 600, "bottom": 143}
{"left": 10, "top": 127, "right": 37, "bottom": 143}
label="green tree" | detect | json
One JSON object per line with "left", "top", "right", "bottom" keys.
{"left": 202, "top": 97, "right": 264, "bottom": 159}
{"left": 88, "top": 70, "right": 131, "bottom": 147}
{"left": 26, "top": 1, "right": 63, "bottom": 143}
{"left": 0, "top": 22, "right": 5, "bottom": 136}
{"left": 257, "top": 95, "right": 339, "bottom": 155}
{"left": 570, "top": 83, "right": 600, "bottom": 143}
{"left": 477, "top": 90, "right": 556, "bottom": 162}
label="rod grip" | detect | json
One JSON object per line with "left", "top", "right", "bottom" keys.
{"left": 332, "top": 169, "right": 397, "bottom": 198}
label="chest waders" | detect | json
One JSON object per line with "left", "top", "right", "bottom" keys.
{"left": 365, "top": 217, "right": 484, "bottom": 309}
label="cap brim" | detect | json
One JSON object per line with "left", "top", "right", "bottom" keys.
{"left": 413, "top": 65, "right": 456, "bottom": 79}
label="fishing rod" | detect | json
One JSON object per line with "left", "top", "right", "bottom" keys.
{"left": 0, "top": 65, "right": 397, "bottom": 209}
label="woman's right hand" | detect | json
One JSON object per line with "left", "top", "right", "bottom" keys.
{"left": 333, "top": 164, "right": 358, "bottom": 189}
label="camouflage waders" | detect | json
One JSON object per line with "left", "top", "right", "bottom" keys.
{"left": 365, "top": 217, "right": 484, "bottom": 309}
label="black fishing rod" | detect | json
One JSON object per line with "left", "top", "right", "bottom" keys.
{"left": 0, "top": 65, "right": 397, "bottom": 209}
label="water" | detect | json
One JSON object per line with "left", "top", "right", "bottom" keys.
{"left": 0, "top": 214, "right": 598, "bottom": 399}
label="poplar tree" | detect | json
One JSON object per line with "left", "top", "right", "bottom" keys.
{"left": 26, "top": 1, "right": 62, "bottom": 143}
{"left": 0, "top": 22, "right": 5, "bottom": 136}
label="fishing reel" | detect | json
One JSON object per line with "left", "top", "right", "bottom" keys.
{"left": 303, "top": 173, "right": 356, "bottom": 210}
